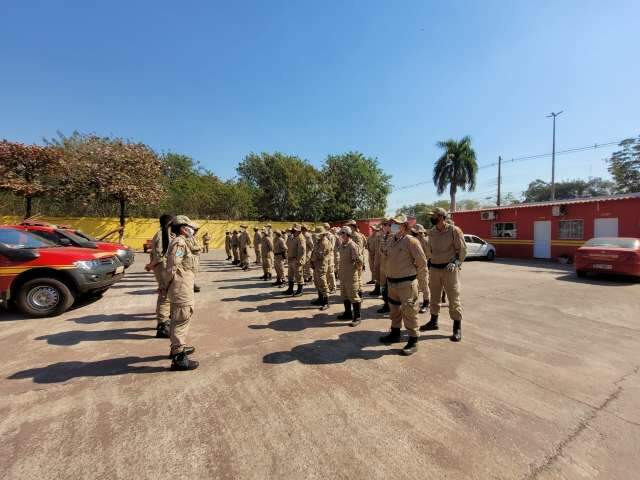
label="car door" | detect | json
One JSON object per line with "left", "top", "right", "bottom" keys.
{"left": 464, "top": 235, "right": 479, "bottom": 257}
{"left": 472, "top": 236, "right": 487, "bottom": 256}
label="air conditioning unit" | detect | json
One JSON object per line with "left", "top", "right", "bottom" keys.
{"left": 480, "top": 211, "right": 496, "bottom": 221}
{"left": 552, "top": 206, "right": 566, "bottom": 217}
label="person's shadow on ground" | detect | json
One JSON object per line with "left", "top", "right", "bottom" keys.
{"left": 249, "top": 312, "right": 352, "bottom": 332}
{"left": 68, "top": 312, "right": 155, "bottom": 324}
{"left": 8, "top": 355, "right": 168, "bottom": 383}
{"left": 35, "top": 327, "right": 156, "bottom": 346}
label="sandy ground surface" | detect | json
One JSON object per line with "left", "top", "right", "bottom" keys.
{"left": 1, "top": 250, "right": 639, "bottom": 480}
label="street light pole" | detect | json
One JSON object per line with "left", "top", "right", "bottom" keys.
{"left": 547, "top": 110, "right": 563, "bottom": 201}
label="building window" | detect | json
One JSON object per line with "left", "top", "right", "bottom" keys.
{"left": 559, "top": 220, "right": 583, "bottom": 239}
{"left": 491, "top": 222, "right": 517, "bottom": 238}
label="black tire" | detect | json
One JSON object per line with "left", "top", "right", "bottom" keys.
{"left": 486, "top": 250, "right": 496, "bottom": 261}
{"left": 16, "top": 277, "right": 75, "bottom": 317}
{"left": 576, "top": 270, "right": 587, "bottom": 278}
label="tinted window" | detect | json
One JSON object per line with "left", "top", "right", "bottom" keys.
{"left": 584, "top": 237, "right": 639, "bottom": 249}
{"left": 472, "top": 236, "right": 485, "bottom": 244}
{"left": 0, "top": 229, "right": 55, "bottom": 249}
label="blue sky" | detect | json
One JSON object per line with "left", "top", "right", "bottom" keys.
{"left": 2, "top": 1, "right": 638, "bottom": 213}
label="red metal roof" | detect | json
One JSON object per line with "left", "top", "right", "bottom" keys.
{"left": 454, "top": 192, "right": 640, "bottom": 213}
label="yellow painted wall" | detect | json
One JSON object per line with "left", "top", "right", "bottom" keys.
{"left": 0, "top": 216, "right": 314, "bottom": 250}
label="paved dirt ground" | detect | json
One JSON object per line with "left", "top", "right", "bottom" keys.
{"left": 1, "top": 250, "right": 639, "bottom": 480}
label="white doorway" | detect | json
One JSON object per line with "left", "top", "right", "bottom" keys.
{"left": 594, "top": 218, "right": 618, "bottom": 238}
{"left": 533, "top": 221, "right": 551, "bottom": 258}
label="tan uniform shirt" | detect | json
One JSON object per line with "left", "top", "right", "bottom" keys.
{"left": 311, "top": 235, "right": 331, "bottom": 265}
{"left": 239, "top": 230, "right": 251, "bottom": 250}
{"left": 274, "top": 236, "right": 287, "bottom": 256}
{"left": 165, "top": 236, "right": 195, "bottom": 305}
{"left": 367, "top": 233, "right": 379, "bottom": 255}
{"left": 231, "top": 234, "right": 239, "bottom": 248}
{"left": 303, "top": 232, "right": 314, "bottom": 260}
{"left": 261, "top": 233, "right": 274, "bottom": 256}
{"left": 385, "top": 233, "right": 427, "bottom": 280}
{"left": 287, "top": 233, "right": 306, "bottom": 264}
{"left": 254, "top": 231, "right": 262, "bottom": 248}
{"left": 426, "top": 224, "right": 467, "bottom": 264}
{"left": 417, "top": 234, "right": 430, "bottom": 260}
{"left": 378, "top": 232, "right": 390, "bottom": 275}
{"left": 225, "top": 234, "right": 231, "bottom": 249}
{"left": 339, "top": 239, "right": 362, "bottom": 277}
{"left": 149, "top": 229, "right": 165, "bottom": 268}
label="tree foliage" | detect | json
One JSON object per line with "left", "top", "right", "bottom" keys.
{"left": 607, "top": 136, "right": 640, "bottom": 193}
{"left": 522, "top": 177, "right": 614, "bottom": 203}
{"left": 433, "top": 136, "right": 478, "bottom": 212}
{"left": 396, "top": 200, "right": 451, "bottom": 226}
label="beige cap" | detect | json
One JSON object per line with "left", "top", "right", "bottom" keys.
{"left": 172, "top": 215, "right": 199, "bottom": 229}
{"left": 391, "top": 213, "right": 408, "bottom": 224}
{"left": 240, "top": 224, "right": 248, "bottom": 229}
{"left": 340, "top": 226, "right": 352, "bottom": 236}
{"left": 323, "top": 222, "right": 331, "bottom": 229}
{"left": 412, "top": 223, "right": 426, "bottom": 233}
{"left": 371, "top": 224, "right": 381, "bottom": 231}
{"left": 432, "top": 207, "right": 448, "bottom": 218}
{"left": 291, "top": 224, "right": 302, "bottom": 232}
{"left": 345, "top": 219, "right": 357, "bottom": 226}
{"left": 314, "top": 225, "right": 326, "bottom": 234}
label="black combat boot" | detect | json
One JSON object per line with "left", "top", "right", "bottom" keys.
{"left": 156, "top": 322, "right": 170, "bottom": 338}
{"left": 272, "top": 278, "right": 282, "bottom": 286}
{"left": 267, "top": 272, "right": 272, "bottom": 280}
{"left": 401, "top": 336, "right": 418, "bottom": 356}
{"left": 293, "top": 283, "right": 304, "bottom": 297}
{"left": 377, "top": 288, "right": 390, "bottom": 314}
{"left": 369, "top": 283, "right": 381, "bottom": 297}
{"left": 167, "top": 346, "right": 195, "bottom": 359}
{"left": 441, "top": 291, "right": 447, "bottom": 303}
{"left": 193, "top": 285, "right": 201, "bottom": 293}
{"left": 260, "top": 273, "right": 267, "bottom": 280}
{"left": 450, "top": 320, "right": 462, "bottom": 342}
{"left": 358, "top": 290, "right": 363, "bottom": 299}
{"left": 284, "top": 281, "right": 294, "bottom": 295}
{"left": 310, "top": 292, "right": 323, "bottom": 305}
{"left": 350, "top": 302, "right": 361, "bottom": 327}
{"left": 170, "top": 351, "right": 199, "bottom": 371}
{"left": 337, "top": 300, "right": 353, "bottom": 320}
{"left": 418, "top": 299, "right": 429, "bottom": 314}
{"left": 380, "top": 327, "right": 401, "bottom": 344}
{"left": 419, "top": 314, "right": 439, "bottom": 331}
{"left": 320, "top": 295, "right": 330, "bottom": 311}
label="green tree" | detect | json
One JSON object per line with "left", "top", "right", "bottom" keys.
{"left": 396, "top": 200, "right": 451, "bottom": 226}
{"left": 433, "top": 136, "right": 478, "bottom": 212}
{"left": 321, "top": 152, "right": 391, "bottom": 221}
{"left": 607, "top": 136, "right": 640, "bottom": 193}
{"left": 522, "top": 177, "right": 614, "bottom": 203}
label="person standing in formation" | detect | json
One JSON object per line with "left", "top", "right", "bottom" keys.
{"left": 163, "top": 215, "right": 199, "bottom": 371}
{"left": 337, "top": 226, "right": 363, "bottom": 326}
{"left": 411, "top": 224, "right": 431, "bottom": 313}
{"left": 272, "top": 229, "right": 287, "bottom": 287}
{"left": 301, "top": 225, "right": 314, "bottom": 283}
{"left": 185, "top": 229, "right": 202, "bottom": 293}
{"left": 376, "top": 218, "right": 392, "bottom": 313}
{"left": 231, "top": 230, "right": 240, "bottom": 265}
{"left": 323, "top": 222, "right": 337, "bottom": 294}
{"left": 202, "top": 231, "right": 210, "bottom": 253}
{"left": 224, "top": 231, "right": 232, "bottom": 260}
{"left": 379, "top": 214, "right": 427, "bottom": 356}
{"left": 260, "top": 227, "right": 274, "bottom": 281}
{"left": 420, "top": 208, "right": 467, "bottom": 342}
{"left": 145, "top": 213, "right": 174, "bottom": 339}
{"left": 253, "top": 227, "right": 262, "bottom": 266}
{"left": 239, "top": 224, "right": 251, "bottom": 271}
{"left": 309, "top": 225, "right": 331, "bottom": 310}
{"left": 345, "top": 220, "right": 366, "bottom": 297}
{"left": 367, "top": 225, "right": 381, "bottom": 296}
{"left": 332, "top": 227, "right": 341, "bottom": 283}
{"left": 284, "top": 224, "right": 306, "bottom": 297}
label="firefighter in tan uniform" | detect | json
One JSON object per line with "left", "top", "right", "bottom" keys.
{"left": 375, "top": 218, "right": 392, "bottom": 313}
{"left": 379, "top": 214, "right": 428, "bottom": 356}
{"left": 185, "top": 233, "right": 202, "bottom": 293}
{"left": 301, "top": 225, "right": 314, "bottom": 283}
{"left": 309, "top": 226, "right": 331, "bottom": 310}
{"left": 272, "top": 230, "right": 287, "bottom": 287}
{"left": 412, "top": 224, "right": 431, "bottom": 313}
{"left": 260, "top": 228, "right": 274, "bottom": 281}
{"left": 367, "top": 225, "right": 382, "bottom": 297}
{"left": 345, "top": 220, "right": 366, "bottom": 296}
{"left": 322, "top": 223, "right": 337, "bottom": 293}
{"left": 163, "top": 215, "right": 199, "bottom": 371}
{"left": 420, "top": 208, "right": 467, "bottom": 342}
{"left": 284, "top": 224, "right": 306, "bottom": 296}
{"left": 337, "top": 226, "right": 363, "bottom": 326}
{"left": 231, "top": 231, "right": 240, "bottom": 265}
{"left": 202, "top": 232, "right": 210, "bottom": 253}
{"left": 253, "top": 227, "right": 262, "bottom": 265}
{"left": 239, "top": 225, "right": 251, "bottom": 270}
{"left": 332, "top": 227, "right": 341, "bottom": 282}
{"left": 224, "top": 231, "right": 232, "bottom": 260}
{"left": 145, "top": 214, "right": 174, "bottom": 338}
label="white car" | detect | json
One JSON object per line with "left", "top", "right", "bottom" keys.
{"left": 463, "top": 234, "right": 496, "bottom": 260}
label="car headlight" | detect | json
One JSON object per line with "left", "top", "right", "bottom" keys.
{"left": 116, "top": 249, "right": 128, "bottom": 257}
{"left": 74, "top": 259, "right": 101, "bottom": 270}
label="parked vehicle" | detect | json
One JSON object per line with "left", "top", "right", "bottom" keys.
{"left": 463, "top": 234, "right": 496, "bottom": 260}
{"left": 12, "top": 221, "right": 135, "bottom": 268}
{"left": 0, "top": 227, "right": 124, "bottom": 317}
{"left": 575, "top": 237, "right": 640, "bottom": 278}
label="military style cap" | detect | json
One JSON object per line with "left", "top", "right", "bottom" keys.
{"left": 253, "top": 226, "right": 259, "bottom": 230}
{"left": 172, "top": 215, "right": 199, "bottom": 229}
{"left": 291, "top": 224, "right": 302, "bottom": 232}
{"left": 240, "top": 224, "right": 248, "bottom": 229}
{"left": 432, "top": 207, "right": 448, "bottom": 218}
{"left": 371, "top": 224, "right": 381, "bottom": 231}
{"left": 391, "top": 213, "right": 408, "bottom": 224}
{"left": 412, "top": 223, "right": 426, "bottom": 233}
{"left": 345, "top": 219, "right": 357, "bottom": 226}
{"left": 314, "top": 225, "right": 325, "bottom": 234}
{"left": 265, "top": 223, "right": 272, "bottom": 228}
{"left": 323, "top": 222, "right": 331, "bottom": 229}
{"left": 340, "top": 226, "right": 352, "bottom": 236}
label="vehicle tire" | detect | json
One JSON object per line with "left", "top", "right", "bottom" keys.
{"left": 16, "top": 278, "right": 75, "bottom": 317}
{"left": 486, "top": 250, "right": 495, "bottom": 261}
{"left": 576, "top": 270, "right": 587, "bottom": 278}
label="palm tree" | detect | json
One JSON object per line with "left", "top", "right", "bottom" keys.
{"left": 433, "top": 136, "right": 478, "bottom": 212}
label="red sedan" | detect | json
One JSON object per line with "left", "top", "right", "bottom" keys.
{"left": 575, "top": 237, "right": 640, "bottom": 278}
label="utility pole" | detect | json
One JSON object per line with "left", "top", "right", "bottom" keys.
{"left": 546, "top": 110, "right": 563, "bottom": 200}
{"left": 497, "top": 156, "right": 502, "bottom": 206}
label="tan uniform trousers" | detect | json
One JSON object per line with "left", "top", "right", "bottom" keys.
{"left": 368, "top": 251, "right": 376, "bottom": 282}
{"left": 327, "top": 257, "right": 337, "bottom": 291}
{"left": 225, "top": 244, "right": 231, "bottom": 257}
{"left": 388, "top": 279, "right": 420, "bottom": 337}
{"left": 254, "top": 245, "right": 262, "bottom": 264}
{"left": 153, "top": 264, "right": 170, "bottom": 325}
{"left": 339, "top": 270, "right": 361, "bottom": 303}
{"left": 262, "top": 252, "right": 274, "bottom": 275}
{"left": 170, "top": 303, "right": 193, "bottom": 355}
{"left": 333, "top": 250, "right": 340, "bottom": 281}
{"left": 232, "top": 246, "right": 239, "bottom": 263}
{"left": 429, "top": 268, "right": 463, "bottom": 320}
{"left": 303, "top": 257, "right": 313, "bottom": 280}
{"left": 313, "top": 259, "right": 329, "bottom": 296}
{"left": 417, "top": 267, "right": 430, "bottom": 302}
{"left": 288, "top": 259, "right": 304, "bottom": 283}
{"left": 240, "top": 248, "right": 250, "bottom": 267}
{"left": 275, "top": 254, "right": 286, "bottom": 279}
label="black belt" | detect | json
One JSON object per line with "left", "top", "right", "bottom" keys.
{"left": 428, "top": 260, "right": 448, "bottom": 269}
{"left": 387, "top": 275, "right": 417, "bottom": 283}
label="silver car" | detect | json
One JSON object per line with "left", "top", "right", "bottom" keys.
{"left": 463, "top": 234, "right": 496, "bottom": 260}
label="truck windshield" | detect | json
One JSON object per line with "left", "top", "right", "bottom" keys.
{"left": 0, "top": 229, "right": 56, "bottom": 249}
